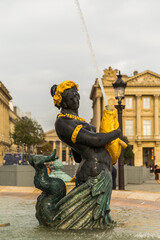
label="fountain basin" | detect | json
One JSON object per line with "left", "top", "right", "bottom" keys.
{"left": 0, "top": 188, "right": 160, "bottom": 240}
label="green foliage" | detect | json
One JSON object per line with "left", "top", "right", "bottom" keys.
{"left": 37, "top": 142, "right": 53, "bottom": 156}
{"left": 12, "top": 118, "right": 45, "bottom": 150}
{"left": 122, "top": 136, "right": 134, "bottom": 165}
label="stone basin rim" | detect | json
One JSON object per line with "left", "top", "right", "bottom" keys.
{"left": 0, "top": 186, "right": 160, "bottom": 202}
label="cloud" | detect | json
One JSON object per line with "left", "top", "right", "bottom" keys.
{"left": 1, "top": 0, "right": 160, "bottom": 131}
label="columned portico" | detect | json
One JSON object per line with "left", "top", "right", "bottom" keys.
{"left": 135, "top": 142, "right": 143, "bottom": 166}
{"left": 66, "top": 146, "right": 69, "bottom": 163}
{"left": 95, "top": 94, "right": 101, "bottom": 132}
{"left": 154, "top": 95, "right": 159, "bottom": 138}
{"left": 136, "top": 95, "right": 141, "bottom": 138}
{"left": 53, "top": 141, "right": 56, "bottom": 150}
{"left": 101, "top": 97, "right": 105, "bottom": 119}
{"left": 59, "top": 141, "right": 62, "bottom": 160}
{"left": 45, "top": 130, "right": 73, "bottom": 164}
{"left": 155, "top": 142, "right": 160, "bottom": 166}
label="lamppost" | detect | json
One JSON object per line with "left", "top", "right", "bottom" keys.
{"left": 113, "top": 71, "right": 127, "bottom": 190}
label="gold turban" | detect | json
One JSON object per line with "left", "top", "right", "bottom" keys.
{"left": 53, "top": 81, "right": 79, "bottom": 107}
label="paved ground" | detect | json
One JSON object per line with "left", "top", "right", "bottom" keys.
{"left": 110, "top": 173, "right": 160, "bottom": 207}
{"left": 0, "top": 173, "right": 160, "bottom": 207}
{"left": 124, "top": 173, "right": 160, "bottom": 192}
{"left": 0, "top": 173, "right": 160, "bottom": 194}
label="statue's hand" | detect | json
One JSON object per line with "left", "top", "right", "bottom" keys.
{"left": 117, "top": 127, "right": 121, "bottom": 137}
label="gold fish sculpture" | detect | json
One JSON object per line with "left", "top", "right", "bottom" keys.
{"left": 100, "top": 108, "right": 127, "bottom": 165}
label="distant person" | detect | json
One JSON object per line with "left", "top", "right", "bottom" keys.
{"left": 46, "top": 165, "right": 51, "bottom": 174}
{"left": 150, "top": 164, "right": 154, "bottom": 173}
{"left": 154, "top": 165, "right": 160, "bottom": 184}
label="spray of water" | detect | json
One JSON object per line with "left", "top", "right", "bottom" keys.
{"left": 74, "top": 0, "right": 108, "bottom": 106}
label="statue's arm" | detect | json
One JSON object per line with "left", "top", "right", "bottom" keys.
{"left": 71, "top": 149, "right": 82, "bottom": 163}
{"left": 76, "top": 127, "right": 121, "bottom": 147}
{"left": 55, "top": 117, "right": 121, "bottom": 148}
{"left": 90, "top": 124, "right": 96, "bottom": 132}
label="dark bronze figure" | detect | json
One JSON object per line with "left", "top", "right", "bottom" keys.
{"left": 30, "top": 80, "right": 121, "bottom": 229}
{"left": 29, "top": 150, "right": 66, "bottom": 227}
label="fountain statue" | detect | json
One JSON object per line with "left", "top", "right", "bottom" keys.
{"left": 29, "top": 80, "right": 127, "bottom": 230}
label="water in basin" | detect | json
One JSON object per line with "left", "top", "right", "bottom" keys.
{"left": 0, "top": 195, "right": 160, "bottom": 240}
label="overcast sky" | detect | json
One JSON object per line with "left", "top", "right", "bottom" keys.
{"left": 1, "top": 0, "right": 160, "bottom": 131}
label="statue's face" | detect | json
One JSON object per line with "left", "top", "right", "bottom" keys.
{"left": 62, "top": 86, "right": 80, "bottom": 110}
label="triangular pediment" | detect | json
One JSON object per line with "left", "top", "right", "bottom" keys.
{"left": 126, "top": 70, "right": 160, "bottom": 86}
{"left": 45, "top": 129, "right": 57, "bottom": 137}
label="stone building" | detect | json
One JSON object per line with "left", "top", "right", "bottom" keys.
{"left": 45, "top": 129, "right": 73, "bottom": 164}
{"left": 90, "top": 67, "right": 160, "bottom": 167}
{"left": 0, "top": 81, "right": 12, "bottom": 164}
{"left": 0, "top": 82, "right": 23, "bottom": 164}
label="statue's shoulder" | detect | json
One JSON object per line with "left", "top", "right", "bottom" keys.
{"left": 55, "top": 117, "right": 75, "bottom": 143}
{"left": 55, "top": 117, "right": 65, "bottom": 129}
{"left": 55, "top": 116, "right": 72, "bottom": 125}
{"left": 55, "top": 116, "right": 74, "bottom": 134}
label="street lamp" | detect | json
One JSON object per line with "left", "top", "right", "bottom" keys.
{"left": 113, "top": 71, "right": 127, "bottom": 190}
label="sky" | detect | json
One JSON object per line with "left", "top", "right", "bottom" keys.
{"left": 1, "top": 0, "right": 160, "bottom": 132}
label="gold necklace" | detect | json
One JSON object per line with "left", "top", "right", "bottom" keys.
{"left": 58, "top": 113, "right": 87, "bottom": 122}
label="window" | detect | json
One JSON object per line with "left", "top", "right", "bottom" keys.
{"left": 125, "top": 120, "right": 133, "bottom": 136}
{"left": 143, "top": 120, "right": 151, "bottom": 136}
{"left": 143, "top": 97, "right": 150, "bottom": 109}
{"left": 125, "top": 97, "right": 133, "bottom": 109}
{"left": 49, "top": 141, "right": 53, "bottom": 147}
{"left": 62, "top": 150, "right": 66, "bottom": 161}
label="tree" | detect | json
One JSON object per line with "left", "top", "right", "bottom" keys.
{"left": 122, "top": 136, "right": 134, "bottom": 165}
{"left": 12, "top": 117, "right": 45, "bottom": 158}
{"left": 36, "top": 142, "right": 53, "bottom": 156}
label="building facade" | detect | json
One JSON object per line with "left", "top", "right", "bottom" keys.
{"left": 90, "top": 67, "right": 160, "bottom": 167}
{"left": 45, "top": 129, "right": 73, "bottom": 164}
{"left": 0, "top": 81, "right": 12, "bottom": 164}
{"left": 0, "top": 82, "right": 23, "bottom": 165}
